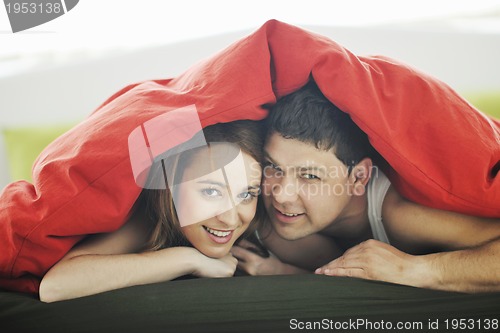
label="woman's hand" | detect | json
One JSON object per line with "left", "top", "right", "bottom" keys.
{"left": 191, "top": 250, "right": 239, "bottom": 278}
{"left": 231, "top": 240, "right": 309, "bottom": 275}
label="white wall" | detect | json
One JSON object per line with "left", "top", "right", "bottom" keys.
{"left": 0, "top": 30, "right": 249, "bottom": 188}
{"left": 1, "top": 23, "right": 500, "bottom": 188}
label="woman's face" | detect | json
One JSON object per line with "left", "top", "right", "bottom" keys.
{"left": 174, "top": 145, "right": 262, "bottom": 258}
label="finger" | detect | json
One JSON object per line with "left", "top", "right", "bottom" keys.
{"left": 230, "top": 245, "right": 246, "bottom": 257}
{"left": 231, "top": 246, "right": 253, "bottom": 262}
{"left": 315, "top": 257, "right": 341, "bottom": 274}
{"left": 315, "top": 267, "right": 324, "bottom": 274}
{"left": 315, "top": 256, "right": 346, "bottom": 272}
{"left": 317, "top": 253, "right": 365, "bottom": 271}
{"left": 322, "top": 253, "right": 392, "bottom": 281}
{"left": 237, "top": 239, "right": 253, "bottom": 247}
{"left": 323, "top": 267, "right": 367, "bottom": 279}
{"left": 236, "top": 239, "right": 267, "bottom": 257}
{"left": 231, "top": 245, "right": 263, "bottom": 263}
{"left": 236, "top": 258, "right": 248, "bottom": 270}
{"left": 235, "top": 258, "right": 255, "bottom": 276}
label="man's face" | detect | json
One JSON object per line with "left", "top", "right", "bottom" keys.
{"left": 262, "top": 133, "right": 355, "bottom": 240}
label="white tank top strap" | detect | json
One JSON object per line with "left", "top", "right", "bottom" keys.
{"left": 366, "top": 169, "right": 392, "bottom": 244}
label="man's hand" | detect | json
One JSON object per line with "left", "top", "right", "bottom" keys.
{"left": 232, "top": 240, "right": 308, "bottom": 275}
{"left": 314, "top": 239, "right": 426, "bottom": 288}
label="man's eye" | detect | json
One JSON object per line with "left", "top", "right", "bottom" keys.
{"left": 264, "top": 161, "right": 281, "bottom": 171}
{"left": 302, "top": 174, "right": 320, "bottom": 180}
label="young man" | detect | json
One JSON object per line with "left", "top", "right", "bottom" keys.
{"left": 232, "top": 80, "right": 500, "bottom": 293}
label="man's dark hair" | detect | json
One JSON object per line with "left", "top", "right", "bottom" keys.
{"left": 266, "top": 80, "right": 376, "bottom": 169}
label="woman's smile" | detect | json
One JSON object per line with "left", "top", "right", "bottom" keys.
{"left": 203, "top": 225, "right": 235, "bottom": 244}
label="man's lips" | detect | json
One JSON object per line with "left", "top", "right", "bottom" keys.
{"left": 272, "top": 206, "right": 305, "bottom": 223}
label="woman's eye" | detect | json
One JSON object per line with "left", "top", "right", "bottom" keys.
{"left": 201, "top": 188, "right": 222, "bottom": 198}
{"left": 237, "top": 191, "right": 258, "bottom": 203}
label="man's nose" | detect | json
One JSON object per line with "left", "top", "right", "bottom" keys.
{"left": 271, "top": 175, "right": 299, "bottom": 204}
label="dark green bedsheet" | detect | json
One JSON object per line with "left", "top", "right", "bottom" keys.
{"left": 1, "top": 275, "right": 499, "bottom": 333}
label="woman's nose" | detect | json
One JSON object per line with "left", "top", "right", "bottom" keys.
{"left": 216, "top": 205, "right": 240, "bottom": 227}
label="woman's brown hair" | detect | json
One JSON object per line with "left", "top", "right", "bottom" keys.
{"left": 136, "top": 119, "right": 265, "bottom": 251}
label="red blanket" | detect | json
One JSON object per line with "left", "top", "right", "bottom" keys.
{"left": 1, "top": 20, "right": 499, "bottom": 294}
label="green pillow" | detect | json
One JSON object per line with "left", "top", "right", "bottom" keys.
{"left": 462, "top": 91, "right": 500, "bottom": 119}
{"left": 2, "top": 124, "right": 74, "bottom": 182}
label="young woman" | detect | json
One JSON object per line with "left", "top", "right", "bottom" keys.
{"left": 39, "top": 120, "right": 265, "bottom": 302}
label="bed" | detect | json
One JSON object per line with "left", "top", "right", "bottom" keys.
{"left": 2, "top": 275, "right": 500, "bottom": 333}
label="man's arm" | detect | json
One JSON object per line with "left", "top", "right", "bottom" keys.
{"left": 422, "top": 236, "right": 500, "bottom": 292}
{"left": 316, "top": 186, "right": 500, "bottom": 293}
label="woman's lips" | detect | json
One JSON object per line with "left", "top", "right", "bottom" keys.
{"left": 203, "top": 226, "right": 234, "bottom": 244}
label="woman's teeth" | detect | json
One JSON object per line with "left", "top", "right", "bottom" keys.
{"left": 280, "top": 211, "right": 300, "bottom": 217}
{"left": 204, "top": 226, "right": 232, "bottom": 237}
